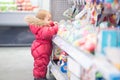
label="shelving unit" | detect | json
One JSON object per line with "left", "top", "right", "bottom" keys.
{"left": 50, "top": 35, "right": 120, "bottom": 80}
{"left": 53, "top": 36, "right": 93, "bottom": 70}
{"left": 50, "top": 62, "right": 68, "bottom": 80}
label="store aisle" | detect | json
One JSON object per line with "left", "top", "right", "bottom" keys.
{"left": 0, "top": 47, "right": 55, "bottom": 80}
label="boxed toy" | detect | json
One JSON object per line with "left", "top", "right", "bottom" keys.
{"left": 97, "top": 30, "right": 120, "bottom": 55}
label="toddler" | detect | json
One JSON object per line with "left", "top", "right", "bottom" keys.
{"left": 25, "top": 10, "right": 58, "bottom": 80}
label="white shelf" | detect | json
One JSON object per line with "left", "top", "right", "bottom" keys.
{"left": 53, "top": 35, "right": 94, "bottom": 70}
{"left": 52, "top": 35, "right": 120, "bottom": 80}
{"left": 93, "top": 57, "right": 120, "bottom": 80}
{"left": 50, "top": 63, "right": 68, "bottom": 80}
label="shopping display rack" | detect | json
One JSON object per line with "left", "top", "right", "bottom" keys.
{"left": 49, "top": 35, "right": 120, "bottom": 80}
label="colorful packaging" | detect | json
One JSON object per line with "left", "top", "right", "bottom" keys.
{"left": 101, "top": 30, "right": 117, "bottom": 54}
{"left": 97, "top": 30, "right": 120, "bottom": 55}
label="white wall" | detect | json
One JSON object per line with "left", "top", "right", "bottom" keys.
{"left": 40, "top": 0, "right": 50, "bottom": 11}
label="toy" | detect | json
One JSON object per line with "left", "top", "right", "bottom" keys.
{"left": 60, "top": 62, "right": 67, "bottom": 73}
{"left": 53, "top": 46, "right": 61, "bottom": 60}
{"left": 58, "top": 51, "right": 68, "bottom": 73}
{"left": 74, "top": 33, "right": 97, "bottom": 54}
{"left": 95, "top": 71, "right": 105, "bottom": 80}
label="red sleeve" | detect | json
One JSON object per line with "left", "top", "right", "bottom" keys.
{"left": 38, "top": 24, "right": 58, "bottom": 40}
{"left": 29, "top": 24, "right": 40, "bottom": 34}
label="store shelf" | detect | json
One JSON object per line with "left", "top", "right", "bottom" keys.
{"left": 93, "top": 57, "right": 120, "bottom": 80}
{"left": 50, "top": 63, "right": 68, "bottom": 80}
{"left": 53, "top": 35, "right": 94, "bottom": 70}
{"left": 0, "top": 12, "right": 35, "bottom": 27}
{"left": 52, "top": 35, "right": 120, "bottom": 80}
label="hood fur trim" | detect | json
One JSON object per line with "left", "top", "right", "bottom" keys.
{"left": 24, "top": 15, "right": 47, "bottom": 26}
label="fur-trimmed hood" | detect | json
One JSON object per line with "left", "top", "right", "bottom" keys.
{"left": 24, "top": 15, "right": 47, "bottom": 26}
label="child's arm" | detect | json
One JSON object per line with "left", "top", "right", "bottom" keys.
{"left": 29, "top": 24, "right": 40, "bottom": 35}
{"left": 38, "top": 23, "right": 58, "bottom": 40}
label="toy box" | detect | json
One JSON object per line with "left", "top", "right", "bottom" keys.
{"left": 100, "top": 30, "right": 120, "bottom": 54}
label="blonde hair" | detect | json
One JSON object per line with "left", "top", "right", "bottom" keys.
{"left": 24, "top": 9, "right": 51, "bottom": 26}
{"left": 36, "top": 10, "right": 51, "bottom": 20}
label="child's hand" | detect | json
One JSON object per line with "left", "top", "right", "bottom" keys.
{"left": 49, "top": 21, "right": 55, "bottom": 26}
{"left": 49, "top": 21, "right": 58, "bottom": 27}
{"left": 54, "top": 21, "right": 58, "bottom": 25}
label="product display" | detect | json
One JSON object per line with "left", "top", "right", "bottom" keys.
{"left": 0, "top": 0, "right": 120, "bottom": 79}
{"left": 50, "top": 0, "right": 120, "bottom": 80}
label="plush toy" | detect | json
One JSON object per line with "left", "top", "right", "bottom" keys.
{"left": 74, "top": 33, "right": 97, "bottom": 54}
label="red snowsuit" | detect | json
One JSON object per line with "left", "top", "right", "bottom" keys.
{"left": 29, "top": 23, "right": 58, "bottom": 78}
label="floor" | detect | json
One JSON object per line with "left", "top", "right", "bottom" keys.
{"left": 0, "top": 47, "right": 56, "bottom": 80}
